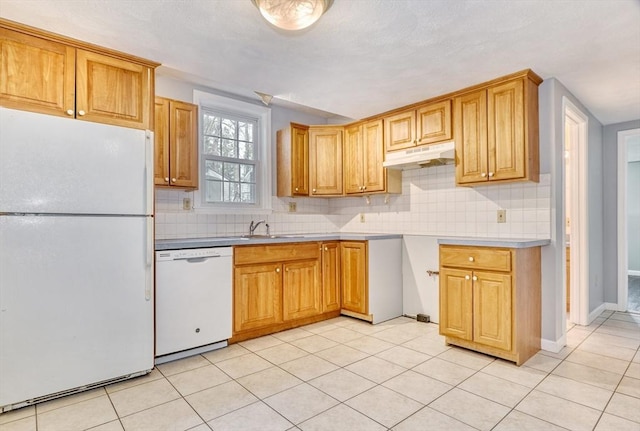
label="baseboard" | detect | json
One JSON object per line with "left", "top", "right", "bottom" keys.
{"left": 629, "top": 270, "right": 640, "bottom": 277}
{"left": 604, "top": 302, "right": 619, "bottom": 311}
{"left": 588, "top": 303, "right": 608, "bottom": 323}
{"left": 541, "top": 334, "right": 566, "bottom": 353}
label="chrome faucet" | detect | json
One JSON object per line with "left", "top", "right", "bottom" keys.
{"left": 249, "top": 220, "right": 266, "bottom": 236}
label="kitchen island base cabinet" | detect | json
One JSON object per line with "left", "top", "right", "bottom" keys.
{"left": 439, "top": 245, "right": 541, "bottom": 366}
{"left": 340, "top": 238, "right": 403, "bottom": 324}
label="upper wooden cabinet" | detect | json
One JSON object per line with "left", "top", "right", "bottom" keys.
{"left": 455, "top": 71, "right": 541, "bottom": 185}
{"left": 383, "top": 99, "right": 452, "bottom": 153}
{"left": 277, "top": 123, "right": 309, "bottom": 197}
{"left": 0, "top": 20, "right": 158, "bottom": 129}
{"left": 154, "top": 97, "right": 198, "bottom": 188}
{"left": 344, "top": 119, "right": 401, "bottom": 195}
{"left": 309, "top": 126, "right": 343, "bottom": 196}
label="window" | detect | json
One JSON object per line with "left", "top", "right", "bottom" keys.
{"left": 193, "top": 91, "right": 272, "bottom": 212}
{"left": 202, "top": 110, "right": 257, "bottom": 204}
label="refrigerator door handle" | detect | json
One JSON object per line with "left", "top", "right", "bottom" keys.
{"left": 144, "top": 131, "right": 154, "bottom": 215}
{"left": 145, "top": 217, "right": 153, "bottom": 301}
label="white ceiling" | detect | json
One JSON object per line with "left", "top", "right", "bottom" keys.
{"left": 1, "top": 0, "right": 639, "bottom": 125}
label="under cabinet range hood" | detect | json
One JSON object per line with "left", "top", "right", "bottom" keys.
{"left": 383, "top": 141, "right": 455, "bottom": 170}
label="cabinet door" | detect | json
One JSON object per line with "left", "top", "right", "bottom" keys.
{"left": 344, "top": 123, "right": 364, "bottom": 194}
{"left": 76, "top": 50, "right": 152, "bottom": 129}
{"left": 454, "top": 90, "right": 488, "bottom": 184}
{"left": 291, "top": 124, "right": 310, "bottom": 195}
{"left": 0, "top": 28, "right": 75, "bottom": 117}
{"left": 309, "top": 127, "right": 343, "bottom": 195}
{"left": 416, "top": 99, "right": 452, "bottom": 145}
{"left": 154, "top": 98, "right": 170, "bottom": 186}
{"left": 362, "top": 119, "right": 385, "bottom": 193}
{"left": 340, "top": 241, "right": 367, "bottom": 314}
{"left": 439, "top": 268, "right": 473, "bottom": 340}
{"left": 384, "top": 110, "right": 415, "bottom": 152}
{"left": 487, "top": 79, "right": 525, "bottom": 181}
{"left": 234, "top": 263, "right": 282, "bottom": 333}
{"left": 169, "top": 100, "right": 198, "bottom": 188}
{"left": 473, "top": 271, "right": 512, "bottom": 351}
{"left": 283, "top": 259, "right": 322, "bottom": 320}
{"left": 322, "top": 242, "right": 341, "bottom": 312}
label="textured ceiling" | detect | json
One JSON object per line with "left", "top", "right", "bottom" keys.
{"left": 1, "top": 0, "right": 639, "bottom": 125}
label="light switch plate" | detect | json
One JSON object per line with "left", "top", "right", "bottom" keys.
{"left": 183, "top": 198, "right": 191, "bottom": 210}
{"left": 288, "top": 202, "right": 297, "bottom": 212}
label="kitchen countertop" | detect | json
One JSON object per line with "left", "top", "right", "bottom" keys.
{"left": 437, "top": 237, "right": 550, "bottom": 248}
{"left": 155, "top": 233, "right": 402, "bottom": 250}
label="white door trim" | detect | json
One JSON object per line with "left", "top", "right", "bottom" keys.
{"left": 563, "top": 98, "right": 589, "bottom": 326}
{"left": 617, "top": 128, "right": 640, "bottom": 311}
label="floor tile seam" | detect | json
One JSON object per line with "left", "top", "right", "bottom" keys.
{"left": 533, "top": 380, "right": 615, "bottom": 412}
{"left": 263, "top": 395, "right": 340, "bottom": 427}
{"left": 561, "top": 356, "right": 627, "bottom": 377}
{"left": 157, "top": 355, "right": 216, "bottom": 378}
{"left": 0, "top": 411, "right": 36, "bottom": 427}
{"left": 205, "top": 399, "right": 294, "bottom": 430}
{"left": 429, "top": 348, "right": 492, "bottom": 373}
{"left": 493, "top": 409, "right": 573, "bottom": 431}
{"left": 598, "top": 408, "right": 640, "bottom": 425}
{"left": 574, "top": 343, "right": 640, "bottom": 362}
{"left": 101, "top": 392, "right": 125, "bottom": 431}
{"left": 107, "top": 378, "right": 197, "bottom": 423}
{"left": 424, "top": 385, "right": 498, "bottom": 431}
{"left": 339, "top": 389, "right": 420, "bottom": 431}
{"left": 32, "top": 387, "right": 109, "bottom": 418}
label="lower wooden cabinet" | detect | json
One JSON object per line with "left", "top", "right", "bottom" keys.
{"left": 340, "top": 241, "right": 368, "bottom": 315}
{"left": 234, "top": 263, "right": 282, "bottom": 332}
{"left": 282, "top": 259, "right": 322, "bottom": 320}
{"left": 232, "top": 242, "right": 337, "bottom": 342}
{"left": 321, "top": 242, "right": 341, "bottom": 312}
{"left": 439, "top": 244, "right": 541, "bottom": 365}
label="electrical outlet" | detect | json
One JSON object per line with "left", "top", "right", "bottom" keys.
{"left": 182, "top": 197, "right": 191, "bottom": 210}
{"left": 497, "top": 209, "right": 506, "bottom": 223}
{"left": 288, "top": 202, "right": 297, "bottom": 212}
{"left": 359, "top": 213, "right": 365, "bottom": 223}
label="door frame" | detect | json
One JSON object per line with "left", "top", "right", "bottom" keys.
{"left": 617, "top": 128, "right": 640, "bottom": 311}
{"left": 563, "top": 98, "right": 589, "bottom": 325}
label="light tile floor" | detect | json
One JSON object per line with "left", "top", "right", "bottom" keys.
{"left": 1, "top": 310, "right": 639, "bottom": 431}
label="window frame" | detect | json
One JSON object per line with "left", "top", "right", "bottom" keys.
{"left": 193, "top": 90, "right": 272, "bottom": 213}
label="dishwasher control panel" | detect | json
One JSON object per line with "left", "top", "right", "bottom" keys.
{"left": 156, "top": 247, "right": 233, "bottom": 261}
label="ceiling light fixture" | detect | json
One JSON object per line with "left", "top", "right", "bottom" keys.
{"left": 251, "top": 0, "right": 334, "bottom": 31}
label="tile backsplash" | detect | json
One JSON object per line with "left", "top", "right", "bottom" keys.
{"left": 155, "top": 165, "right": 550, "bottom": 240}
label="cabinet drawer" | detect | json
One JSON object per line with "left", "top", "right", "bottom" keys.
{"left": 235, "top": 242, "right": 320, "bottom": 265}
{"left": 440, "top": 246, "right": 511, "bottom": 272}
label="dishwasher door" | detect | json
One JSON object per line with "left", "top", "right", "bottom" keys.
{"left": 155, "top": 247, "right": 232, "bottom": 358}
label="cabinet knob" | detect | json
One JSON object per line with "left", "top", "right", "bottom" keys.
{"left": 468, "top": 257, "right": 474, "bottom": 262}
{"left": 66, "top": 109, "right": 74, "bottom": 116}
{"left": 172, "top": 178, "right": 177, "bottom": 183}
{"left": 285, "top": 268, "right": 289, "bottom": 272}
{"left": 276, "top": 268, "right": 280, "bottom": 273}
{"left": 164, "top": 177, "right": 169, "bottom": 182}
{"left": 362, "top": 186, "right": 366, "bottom": 191}
{"left": 77, "top": 110, "right": 86, "bottom": 116}
{"left": 481, "top": 173, "right": 487, "bottom": 178}
{"left": 324, "top": 247, "right": 328, "bottom": 251}
{"left": 472, "top": 276, "right": 478, "bottom": 281}
{"left": 465, "top": 275, "right": 471, "bottom": 280}
{"left": 488, "top": 172, "right": 494, "bottom": 177}
{"left": 295, "top": 187, "right": 299, "bottom": 191}
{"left": 312, "top": 188, "right": 316, "bottom": 193}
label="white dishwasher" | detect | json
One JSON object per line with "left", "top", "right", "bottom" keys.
{"left": 155, "top": 247, "right": 232, "bottom": 364}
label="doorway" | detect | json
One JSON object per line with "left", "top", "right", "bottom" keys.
{"left": 617, "top": 128, "right": 640, "bottom": 313}
{"left": 563, "top": 99, "right": 589, "bottom": 325}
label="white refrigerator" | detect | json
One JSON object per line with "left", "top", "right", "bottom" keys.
{"left": 0, "top": 107, "right": 155, "bottom": 411}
